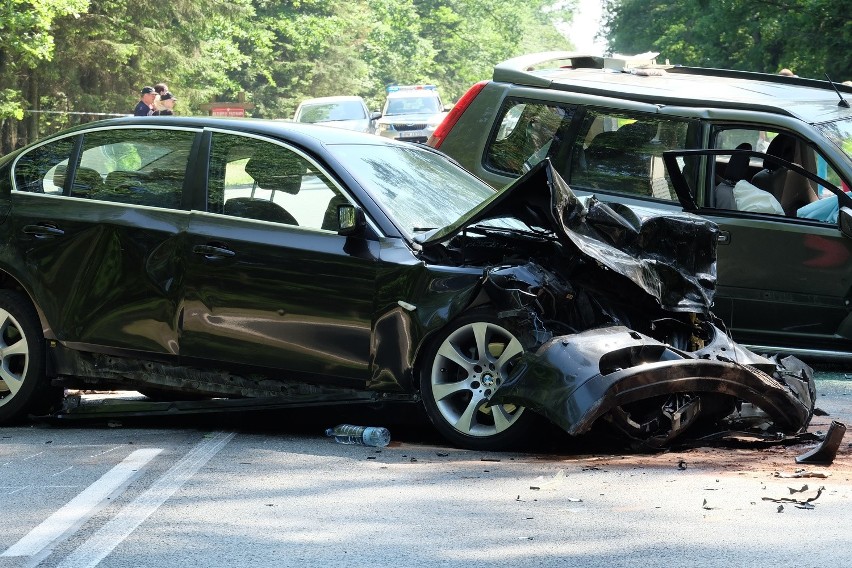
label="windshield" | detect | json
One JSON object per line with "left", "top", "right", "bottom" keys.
{"left": 326, "top": 144, "right": 495, "bottom": 237}
{"left": 816, "top": 117, "right": 852, "bottom": 162}
{"left": 297, "top": 101, "right": 366, "bottom": 123}
{"left": 385, "top": 95, "right": 441, "bottom": 116}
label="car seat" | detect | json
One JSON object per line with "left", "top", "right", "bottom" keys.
{"left": 72, "top": 167, "right": 103, "bottom": 196}
{"left": 223, "top": 197, "right": 298, "bottom": 225}
{"left": 750, "top": 134, "right": 795, "bottom": 204}
{"left": 583, "top": 121, "right": 656, "bottom": 195}
{"left": 714, "top": 143, "right": 751, "bottom": 209}
{"left": 751, "top": 134, "right": 817, "bottom": 216}
{"left": 244, "top": 152, "right": 306, "bottom": 196}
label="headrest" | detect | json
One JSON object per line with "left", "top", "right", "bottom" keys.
{"left": 725, "top": 142, "right": 752, "bottom": 182}
{"left": 617, "top": 121, "right": 656, "bottom": 143}
{"left": 244, "top": 152, "right": 307, "bottom": 195}
{"left": 763, "top": 134, "right": 796, "bottom": 170}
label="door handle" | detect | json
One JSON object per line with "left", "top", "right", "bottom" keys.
{"left": 23, "top": 224, "right": 65, "bottom": 239}
{"left": 193, "top": 244, "right": 236, "bottom": 259}
{"left": 717, "top": 230, "right": 731, "bottom": 245}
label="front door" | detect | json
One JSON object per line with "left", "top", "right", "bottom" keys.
{"left": 180, "top": 132, "right": 377, "bottom": 384}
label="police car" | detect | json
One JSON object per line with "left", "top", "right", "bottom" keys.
{"left": 374, "top": 85, "right": 448, "bottom": 143}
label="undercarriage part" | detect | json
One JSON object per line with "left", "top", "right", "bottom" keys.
{"left": 605, "top": 393, "right": 704, "bottom": 449}
{"left": 34, "top": 391, "right": 418, "bottom": 422}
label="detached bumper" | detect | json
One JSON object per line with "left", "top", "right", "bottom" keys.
{"left": 490, "top": 326, "right": 815, "bottom": 440}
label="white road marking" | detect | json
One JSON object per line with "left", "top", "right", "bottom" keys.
{"left": 1, "top": 448, "right": 162, "bottom": 558}
{"left": 56, "top": 431, "right": 235, "bottom": 568}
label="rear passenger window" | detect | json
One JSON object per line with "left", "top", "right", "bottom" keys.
{"left": 485, "top": 100, "right": 575, "bottom": 175}
{"left": 76, "top": 128, "right": 194, "bottom": 208}
{"left": 569, "top": 110, "right": 692, "bottom": 202}
{"left": 13, "top": 136, "right": 76, "bottom": 194}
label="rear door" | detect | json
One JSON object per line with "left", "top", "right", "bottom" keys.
{"left": 8, "top": 125, "right": 198, "bottom": 355}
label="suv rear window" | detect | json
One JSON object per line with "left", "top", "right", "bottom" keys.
{"left": 484, "top": 101, "right": 696, "bottom": 202}
{"left": 569, "top": 109, "right": 693, "bottom": 202}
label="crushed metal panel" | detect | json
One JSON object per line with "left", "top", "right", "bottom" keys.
{"left": 489, "top": 325, "right": 815, "bottom": 446}
{"left": 421, "top": 160, "right": 718, "bottom": 313}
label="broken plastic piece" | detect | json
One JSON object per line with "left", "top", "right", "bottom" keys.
{"left": 796, "top": 421, "right": 846, "bottom": 465}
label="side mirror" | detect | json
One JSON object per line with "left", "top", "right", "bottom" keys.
{"left": 840, "top": 206, "right": 852, "bottom": 238}
{"left": 371, "top": 111, "right": 382, "bottom": 120}
{"left": 338, "top": 203, "right": 366, "bottom": 236}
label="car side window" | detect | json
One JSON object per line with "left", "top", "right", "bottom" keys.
{"left": 711, "top": 127, "right": 847, "bottom": 220}
{"left": 209, "top": 133, "right": 349, "bottom": 231}
{"left": 569, "top": 110, "right": 690, "bottom": 201}
{"left": 75, "top": 128, "right": 194, "bottom": 208}
{"left": 485, "top": 100, "right": 574, "bottom": 175}
{"left": 13, "top": 136, "right": 77, "bottom": 195}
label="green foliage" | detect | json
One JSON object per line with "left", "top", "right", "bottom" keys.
{"left": 603, "top": 0, "right": 852, "bottom": 80}
{"left": 1, "top": 0, "right": 571, "bottom": 128}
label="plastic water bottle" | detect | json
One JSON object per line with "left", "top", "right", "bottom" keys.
{"left": 325, "top": 424, "right": 391, "bottom": 447}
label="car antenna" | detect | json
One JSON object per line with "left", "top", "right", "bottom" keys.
{"left": 825, "top": 73, "right": 851, "bottom": 108}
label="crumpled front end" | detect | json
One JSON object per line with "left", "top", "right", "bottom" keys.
{"left": 489, "top": 325, "right": 816, "bottom": 448}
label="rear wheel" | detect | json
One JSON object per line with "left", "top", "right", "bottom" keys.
{"left": 0, "top": 291, "right": 60, "bottom": 424}
{"left": 420, "top": 310, "right": 538, "bottom": 450}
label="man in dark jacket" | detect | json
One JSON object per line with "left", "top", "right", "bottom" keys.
{"left": 134, "top": 86, "right": 156, "bottom": 116}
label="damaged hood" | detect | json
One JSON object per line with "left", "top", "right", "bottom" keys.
{"left": 419, "top": 160, "right": 718, "bottom": 312}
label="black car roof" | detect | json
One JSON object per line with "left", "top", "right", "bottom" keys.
{"left": 493, "top": 51, "right": 852, "bottom": 124}
{"left": 48, "top": 116, "right": 402, "bottom": 148}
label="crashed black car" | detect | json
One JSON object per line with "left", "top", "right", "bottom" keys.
{"left": 0, "top": 117, "right": 814, "bottom": 450}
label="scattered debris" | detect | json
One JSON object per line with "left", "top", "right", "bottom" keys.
{"left": 530, "top": 469, "right": 565, "bottom": 491}
{"left": 762, "top": 485, "right": 825, "bottom": 508}
{"left": 774, "top": 470, "right": 829, "bottom": 479}
{"left": 702, "top": 499, "right": 715, "bottom": 510}
{"left": 777, "top": 505, "right": 784, "bottom": 513}
{"left": 481, "top": 457, "right": 501, "bottom": 462}
{"left": 677, "top": 460, "right": 687, "bottom": 470}
{"left": 796, "top": 421, "right": 846, "bottom": 465}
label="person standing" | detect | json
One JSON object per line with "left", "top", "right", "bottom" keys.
{"left": 134, "top": 86, "right": 157, "bottom": 116}
{"left": 153, "top": 92, "right": 177, "bottom": 116}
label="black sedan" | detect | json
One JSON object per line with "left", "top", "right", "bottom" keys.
{"left": 0, "top": 117, "right": 814, "bottom": 450}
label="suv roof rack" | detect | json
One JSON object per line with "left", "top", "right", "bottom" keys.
{"left": 494, "top": 51, "right": 852, "bottom": 99}
{"left": 668, "top": 65, "right": 852, "bottom": 94}
{"left": 493, "top": 51, "right": 670, "bottom": 86}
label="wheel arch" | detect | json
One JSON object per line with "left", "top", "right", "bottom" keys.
{"left": 0, "top": 269, "right": 54, "bottom": 340}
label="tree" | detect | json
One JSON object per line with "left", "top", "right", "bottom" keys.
{"left": 602, "top": 0, "right": 852, "bottom": 80}
{"left": 1, "top": 0, "right": 575, "bottom": 150}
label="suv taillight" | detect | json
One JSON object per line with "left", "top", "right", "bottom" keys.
{"left": 427, "top": 80, "right": 488, "bottom": 149}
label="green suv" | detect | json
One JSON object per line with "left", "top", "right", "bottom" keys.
{"left": 430, "top": 51, "right": 852, "bottom": 362}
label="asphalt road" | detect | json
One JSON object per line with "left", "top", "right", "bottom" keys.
{"left": 1, "top": 371, "right": 850, "bottom": 568}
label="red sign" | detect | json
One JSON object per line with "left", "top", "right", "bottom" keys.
{"left": 211, "top": 107, "right": 246, "bottom": 117}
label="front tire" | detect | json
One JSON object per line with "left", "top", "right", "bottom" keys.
{"left": 0, "top": 291, "right": 59, "bottom": 424}
{"left": 420, "top": 310, "right": 539, "bottom": 450}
